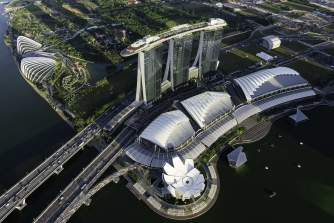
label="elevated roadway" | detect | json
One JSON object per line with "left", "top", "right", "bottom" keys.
{"left": 33, "top": 127, "right": 136, "bottom": 223}
{"left": 0, "top": 91, "right": 135, "bottom": 222}
{"left": 54, "top": 165, "right": 136, "bottom": 223}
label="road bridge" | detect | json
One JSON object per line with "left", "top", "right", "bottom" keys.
{"left": 54, "top": 165, "right": 136, "bottom": 223}
{"left": 0, "top": 92, "right": 135, "bottom": 222}
{"left": 33, "top": 127, "right": 136, "bottom": 223}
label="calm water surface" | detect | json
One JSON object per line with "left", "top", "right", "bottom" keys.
{"left": 69, "top": 106, "right": 334, "bottom": 223}
{"left": 0, "top": 4, "right": 100, "bottom": 223}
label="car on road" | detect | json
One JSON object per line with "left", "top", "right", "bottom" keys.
{"left": 81, "top": 184, "right": 87, "bottom": 190}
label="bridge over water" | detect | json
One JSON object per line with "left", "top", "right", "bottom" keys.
{"left": 0, "top": 92, "right": 136, "bottom": 222}
{"left": 33, "top": 127, "right": 136, "bottom": 223}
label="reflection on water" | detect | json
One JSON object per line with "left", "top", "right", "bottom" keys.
{"left": 70, "top": 106, "right": 334, "bottom": 223}
{"left": 86, "top": 63, "right": 110, "bottom": 85}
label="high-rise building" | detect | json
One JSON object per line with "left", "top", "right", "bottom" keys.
{"left": 136, "top": 45, "right": 163, "bottom": 105}
{"left": 163, "top": 35, "right": 193, "bottom": 91}
{"left": 200, "top": 28, "right": 223, "bottom": 79}
{"left": 121, "top": 19, "right": 227, "bottom": 106}
{"left": 172, "top": 35, "right": 193, "bottom": 88}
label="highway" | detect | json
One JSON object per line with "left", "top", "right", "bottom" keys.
{"left": 54, "top": 165, "right": 136, "bottom": 223}
{"left": 33, "top": 127, "right": 135, "bottom": 223}
{"left": 0, "top": 91, "right": 135, "bottom": 222}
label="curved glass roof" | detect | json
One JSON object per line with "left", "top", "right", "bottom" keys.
{"left": 234, "top": 67, "right": 308, "bottom": 101}
{"left": 17, "top": 36, "right": 42, "bottom": 55}
{"left": 233, "top": 88, "right": 315, "bottom": 123}
{"left": 181, "top": 91, "right": 234, "bottom": 128}
{"left": 139, "top": 110, "right": 195, "bottom": 149}
{"left": 21, "top": 57, "right": 56, "bottom": 83}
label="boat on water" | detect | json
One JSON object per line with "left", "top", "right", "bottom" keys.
{"left": 269, "top": 192, "right": 276, "bottom": 198}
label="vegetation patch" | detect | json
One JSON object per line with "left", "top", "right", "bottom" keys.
{"left": 69, "top": 64, "right": 137, "bottom": 120}
{"left": 287, "top": 11, "right": 305, "bottom": 18}
{"left": 322, "top": 24, "right": 334, "bottom": 33}
{"left": 218, "top": 45, "right": 264, "bottom": 74}
{"left": 257, "top": 115, "right": 267, "bottom": 123}
{"left": 16, "top": 3, "right": 47, "bottom": 14}
{"left": 280, "top": 1, "right": 315, "bottom": 12}
{"left": 237, "top": 9, "right": 263, "bottom": 18}
{"left": 286, "top": 59, "right": 334, "bottom": 86}
{"left": 220, "top": 31, "right": 251, "bottom": 47}
{"left": 258, "top": 3, "right": 282, "bottom": 12}
{"left": 281, "top": 40, "right": 309, "bottom": 52}
{"left": 202, "top": 127, "right": 246, "bottom": 162}
{"left": 6, "top": 0, "right": 22, "bottom": 8}
{"left": 270, "top": 47, "right": 293, "bottom": 57}
{"left": 128, "top": 171, "right": 140, "bottom": 182}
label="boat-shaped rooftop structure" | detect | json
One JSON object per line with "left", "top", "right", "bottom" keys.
{"left": 120, "top": 18, "right": 227, "bottom": 57}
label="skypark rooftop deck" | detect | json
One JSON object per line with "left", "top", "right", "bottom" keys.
{"left": 120, "top": 18, "right": 227, "bottom": 57}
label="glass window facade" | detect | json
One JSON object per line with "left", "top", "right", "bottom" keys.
{"left": 143, "top": 45, "right": 163, "bottom": 103}
{"left": 172, "top": 35, "right": 193, "bottom": 87}
{"left": 201, "top": 28, "right": 223, "bottom": 78}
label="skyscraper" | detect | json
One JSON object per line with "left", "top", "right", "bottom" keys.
{"left": 172, "top": 35, "right": 193, "bottom": 89}
{"left": 121, "top": 18, "right": 227, "bottom": 106}
{"left": 136, "top": 45, "right": 163, "bottom": 105}
{"left": 200, "top": 28, "right": 223, "bottom": 78}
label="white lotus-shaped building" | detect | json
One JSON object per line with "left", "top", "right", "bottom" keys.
{"left": 162, "top": 157, "right": 205, "bottom": 200}
{"left": 21, "top": 57, "right": 56, "bottom": 83}
{"left": 17, "top": 36, "right": 42, "bottom": 55}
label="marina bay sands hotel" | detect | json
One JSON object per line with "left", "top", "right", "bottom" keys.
{"left": 120, "top": 18, "right": 227, "bottom": 106}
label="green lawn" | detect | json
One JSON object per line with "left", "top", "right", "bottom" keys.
{"left": 280, "top": 2, "right": 315, "bottom": 12}
{"left": 286, "top": 11, "right": 305, "bottom": 18}
{"left": 165, "top": 18, "right": 189, "bottom": 28}
{"left": 220, "top": 31, "right": 251, "bottom": 47}
{"left": 322, "top": 48, "right": 334, "bottom": 56}
{"left": 168, "top": 3, "right": 205, "bottom": 10}
{"left": 270, "top": 47, "right": 293, "bottom": 57}
{"left": 17, "top": 3, "right": 45, "bottom": 14}
{"left": 306, "top": 32, "right": 324, "bottom": 37}
{"left": 286, "top": 59, "right": 334, "bottom": 85}
{"left": 258, "top": 3, "right": 281, "bottom": 12}
{"left": 300, "top": 39, "right": 325, "bottom": 45}
{"left": 69, "top": 64, "right": 137, "bottom": 119}
{"left": 6, "top": 0, "right": 21, "bottom": 8}
{"left": 165, "top": 15, "right": 193, "bottom": 28}
{"left": 237, "top": 9, "right": 264, "bottom": 17}
{"left": 281, "top": 40, "right": 309, "bottom": 52}
{"left": 218, "top": 45, "right": 264, "bottom": 74}
{"left": 322, "top": 24, "right": 334, "bottom": 33}
{"left": 240, "top": 44, "right": 290, "bottom": 58}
